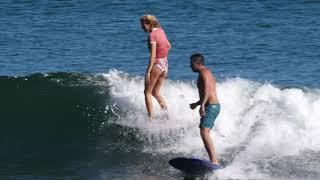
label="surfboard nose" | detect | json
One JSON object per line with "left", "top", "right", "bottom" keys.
{"left": 169, "top": 157, "right": 185, "bottom": 167}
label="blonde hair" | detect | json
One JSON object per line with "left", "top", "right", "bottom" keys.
{"left": 140, "top": 14, "right": 160, "bottom": 28}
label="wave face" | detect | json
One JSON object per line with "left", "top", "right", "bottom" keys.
{"left": 1, "top": 70, "right": 320, "bottom": 179}
{"left": 0, "top": 72, "right": 110, "bottom": 141}
{"left": 104, "top": 69, "right": 320, "bottom": 179}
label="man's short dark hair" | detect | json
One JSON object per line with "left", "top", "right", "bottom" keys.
{"left": 190, "top": 53, "right": 205, "bottom": 65}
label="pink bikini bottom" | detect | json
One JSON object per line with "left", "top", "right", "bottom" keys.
{"left": 154, "top": 57, "right": 168, "bottom": 72}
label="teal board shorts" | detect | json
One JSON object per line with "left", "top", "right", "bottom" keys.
{"left": 199, "top": 103, "right": 220, "bottom": 129}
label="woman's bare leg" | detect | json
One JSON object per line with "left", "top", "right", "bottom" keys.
{"left": 144, "top": 66, "right": 162, "bottom": 119}
{"left": 152, "top": 71, "right": 167, "bottom": 110}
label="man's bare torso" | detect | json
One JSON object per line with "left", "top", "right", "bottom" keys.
{"left": 197, "top": 68, "right": 219, "bottom": 105}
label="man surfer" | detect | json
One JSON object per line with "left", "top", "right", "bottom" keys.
{"left": 189, "top": 53, "right": 221, "bottom": 165}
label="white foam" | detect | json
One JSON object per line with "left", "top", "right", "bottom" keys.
{"left": 102, "top": 69, "right": 320, "bottom": 179}
{"left": 103, "top": 69, "right": 198, "bottom": 131}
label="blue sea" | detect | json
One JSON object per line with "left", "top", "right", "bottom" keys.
{"left": 1, "top": 0, "right": 320, "bottom": 179}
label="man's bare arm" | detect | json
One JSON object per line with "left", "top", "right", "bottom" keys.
{"left": 200, "top": 70, "right": 211, "bottom": 106}
{"left": 198, "top": 70, "right": 211, "bottom": 117}
{"left": 190, "top": 100, "right": 200, "bottom": 110}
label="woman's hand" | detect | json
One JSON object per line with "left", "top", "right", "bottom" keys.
{"left": 145, "top": 73, "right": 150, "bottom": 85}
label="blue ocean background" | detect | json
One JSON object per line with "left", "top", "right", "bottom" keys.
{"left": 1, "top": 0, "right": 320, "bottom": 179}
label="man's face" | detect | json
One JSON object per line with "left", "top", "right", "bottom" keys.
{"left": 190, "top": 60, "right": 198, "bottom": 72}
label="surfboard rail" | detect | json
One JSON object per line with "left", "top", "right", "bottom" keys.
{"left": 169, "top": 157, "right": 223, "bottom": 175}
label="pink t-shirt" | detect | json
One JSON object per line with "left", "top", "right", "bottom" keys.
{"left": 149, "top": 28, "right": 171, "bottom": 59}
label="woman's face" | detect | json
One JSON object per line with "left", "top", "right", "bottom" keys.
{"left": 141, "top": 22, "right": 151, "bottom": 32}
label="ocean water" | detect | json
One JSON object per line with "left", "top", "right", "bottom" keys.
{"left": 1, "top": 0, "right": 320, "bottom": 179}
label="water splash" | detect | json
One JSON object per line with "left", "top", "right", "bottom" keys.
{"left": 103, "top": 69, "right": 320, "bottom": 179}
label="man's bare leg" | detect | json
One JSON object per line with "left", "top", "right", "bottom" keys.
{"left": 200, "top": 128, "right": 219, "bottom": 164}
